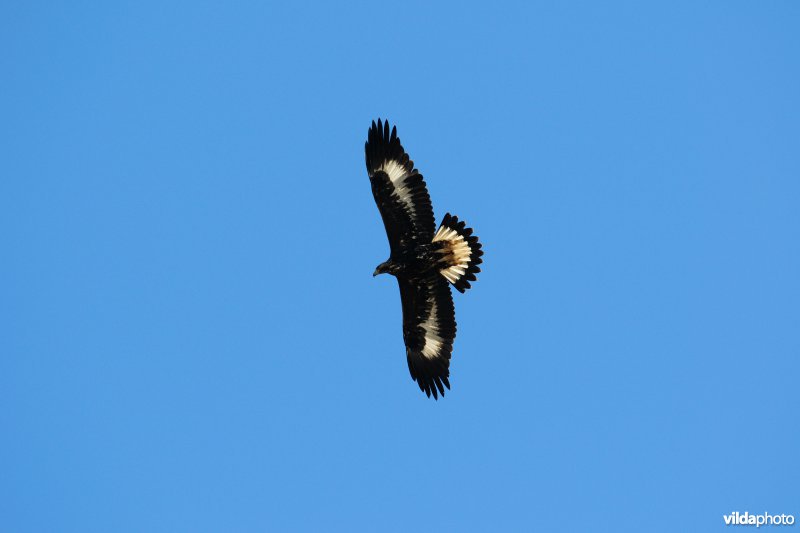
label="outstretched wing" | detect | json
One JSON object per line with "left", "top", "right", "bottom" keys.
{"left": 365, "top": 119, "right": 436, "bottom": 251}
{"left": 398, "top": 273, "right": 457, "bottom": 399}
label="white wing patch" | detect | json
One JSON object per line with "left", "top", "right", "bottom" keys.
{"left": 380, "top": 160, "right": 417, "bottom": 214}
{"left": 433, "top": 225, "right": 472, "bottom": 284}
{"left": 420, "top": 298, "right": 445, "bottom": 359}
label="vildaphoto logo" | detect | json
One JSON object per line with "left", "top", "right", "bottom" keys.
{"left": 723, "top": 512, "right": 795, "bottom": 527}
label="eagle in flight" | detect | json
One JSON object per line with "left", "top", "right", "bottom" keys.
{"left": 366, "top": 119, "right": 483, "bottom": 399}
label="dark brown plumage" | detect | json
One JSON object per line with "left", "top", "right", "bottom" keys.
{"left": 366, "top": 119, "right": 483, "bottom": 399}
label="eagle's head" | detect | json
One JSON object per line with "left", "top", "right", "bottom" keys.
{"left": 373, "top": 260, "right": 398, "bottom": 277}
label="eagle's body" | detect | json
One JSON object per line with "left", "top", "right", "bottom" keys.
{"left": 366, "top": 119, "right": 483, "bottom": 399}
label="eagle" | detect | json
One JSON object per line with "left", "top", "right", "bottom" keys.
{"left": 365, "top": 119, "right": 483, "bottom": 399}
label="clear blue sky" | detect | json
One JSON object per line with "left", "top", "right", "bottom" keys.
{"left": 2, "top": 2, "right": 798, "bottom": 531}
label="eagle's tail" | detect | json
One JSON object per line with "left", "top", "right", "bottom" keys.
{"left": 432, "top": 213, "right": 483, "bottom": 293}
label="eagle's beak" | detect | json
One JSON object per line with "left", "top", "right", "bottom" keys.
{"left": 373, "top": 268, "right": 380, "bottom": 277}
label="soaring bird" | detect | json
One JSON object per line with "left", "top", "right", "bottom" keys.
{"left": 365, "top": 119, "right": 483, "bottom": 399}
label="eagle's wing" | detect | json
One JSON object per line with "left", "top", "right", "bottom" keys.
{"left": 398, "top": 273, "right": 456, "bottom": 399}
{"left": 365, "top": 119, "right": 436, "bottom": 250}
